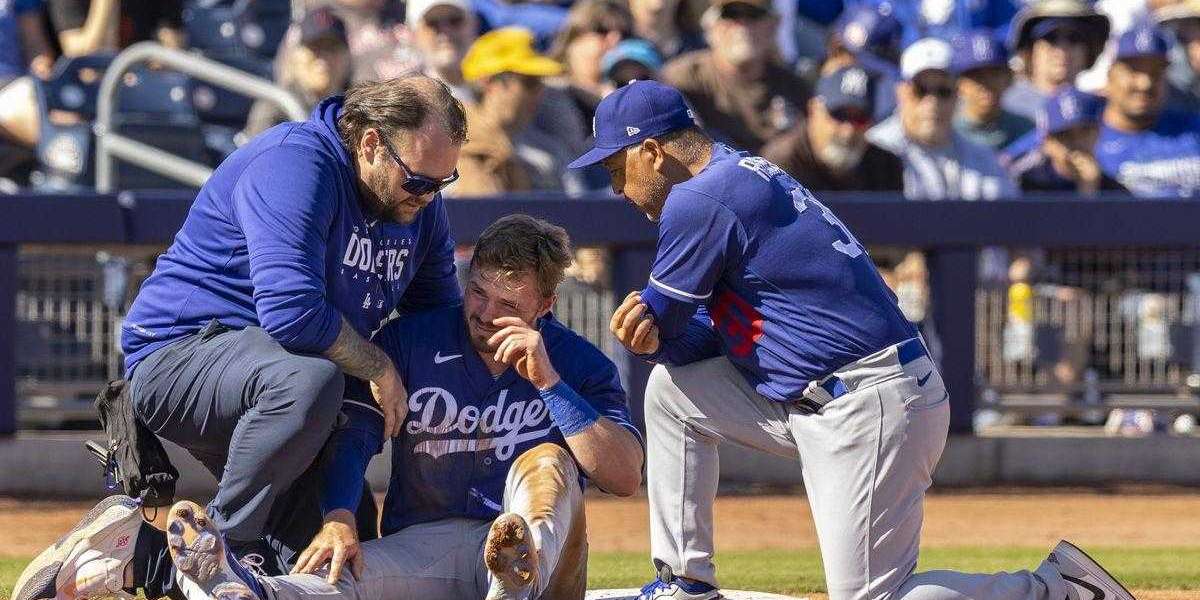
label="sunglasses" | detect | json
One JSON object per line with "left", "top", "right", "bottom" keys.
{"left": 588, "top": 25, "right": 623, "bottom": 36}
{"left": 1042, "top": 29, "right": 1087, "bottom": 46}
{"left": 720, "top": 4, "right": 770, "bottom": 22}
{"left": 913, "top": 82, "right": 955, "bottom": 100}
{"left": 379, "top": 137, "right": 459, "bottom": 196}
{"left": 829, "top": 108, "right": 872, "bottom": 128}
{"left": 425, "top": 14, "right": 465, "bottom": 30}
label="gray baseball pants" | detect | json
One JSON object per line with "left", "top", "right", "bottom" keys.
{"left": 254, "top": 443, "right": 588, "bottom": 600}
{"left": 644, "top": 339, "right": 1069, "bottom": 600}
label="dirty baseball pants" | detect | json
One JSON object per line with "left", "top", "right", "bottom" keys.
{"left": 126, "top": 320, "right": 353, "bottom": 597}
{"left": 254, "top": 442, "right": 588, "bottom": 600}
{"left": 644, "top": 338, "right": 1071, "bottom": 600}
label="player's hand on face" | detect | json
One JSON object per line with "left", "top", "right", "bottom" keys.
{"left": 291, "top": 509, "right": 364, "bottom": 585}
{"left": 610, "top": 291, "right": 660, "bottom": 355}
{"left": 488, "top": 316, "right": 561, "bottom": 390}
{"left": 369, "top": 360, "right": 409, "bottom": 438}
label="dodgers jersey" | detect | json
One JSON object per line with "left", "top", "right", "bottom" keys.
{"left": 1097, "top": 110, "right": 1200, "bottom": 198}
{"left": 121, "top": 97, "right": 460, "bottom": 373}
{"left": 640, "top": 143, "right": 917, "bottom": 402}
{"left": 323, "top": 306, "right": 638, "bottom": 535}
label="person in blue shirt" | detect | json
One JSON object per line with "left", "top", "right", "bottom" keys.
{"left": 11, "top": 77, "right": 468, "bottom": 600}
{"left": 1002, "top": 1, "right": 1110, "bottom": 122}
{"left": 1010, "top": 86, "right": 1125, "bottom": 195}
{"left": 574, "top": 80, "right": 1134, "bottom": 600}
{"left": 157, "top": 215, "right": 643, "bottom": 600}
{"left": 1097, "top": 24, "right": 1200, "bottom": 198}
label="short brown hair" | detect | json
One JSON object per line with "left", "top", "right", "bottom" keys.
{"left": 337, "top": 76, "right": 468, "bottom": 152}
{"left": 549, "top": 0, "right": 632, "bottom": 64}
{"left": 470, "top": 215, "right": 573, "bottom": 298}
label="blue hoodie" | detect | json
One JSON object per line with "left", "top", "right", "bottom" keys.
{"left": 121, "top": 97, "right": 461, "bottom": 374}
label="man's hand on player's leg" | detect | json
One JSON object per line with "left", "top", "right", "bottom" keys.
{"left": 611, "top": 292, "right": 661, "bottom": 355}
{"left": 291, "top": 509, "right": 364, "bottom": 585}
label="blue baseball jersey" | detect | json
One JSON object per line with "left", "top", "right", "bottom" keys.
{"left": 1096, "top": 110, "right": 1200, "bottom": 198}
{"left": 640, "top": 143, "right": 917, "bottom": 402}
{"left": 121, "top": 97, "right": 460, "bottom": 373}
{"left": 322, "top": 306, "right": 638, "bottom": 535}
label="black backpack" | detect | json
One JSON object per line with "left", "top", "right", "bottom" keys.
{"left": 85, "top": 379, "right": 179, "bottom": 508}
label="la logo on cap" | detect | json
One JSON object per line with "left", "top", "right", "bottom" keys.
{"left": 626, "top": 126, "right": 641, "bottom": 136}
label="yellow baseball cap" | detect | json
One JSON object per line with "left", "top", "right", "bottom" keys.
{"left": 461, "top": 27, "right": 563, "bottom": 82}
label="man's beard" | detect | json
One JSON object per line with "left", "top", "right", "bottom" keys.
{"left": 641, "top": 172, "right": 672, "bottom": 222}
{"left": 363, "top": 167, "right": 403, "bottom": 222}
{"left": 816, "top": 139, "right": 867, "bottom": 172}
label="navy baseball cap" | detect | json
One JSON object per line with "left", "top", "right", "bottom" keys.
{"left": 836, "top": 4, "right": 903, "bottom": 63}
{"left": 299, "top": 7, "right": 347, "bottom": 46}
{"left": 1114, "top": 25, "right": 1172, "bottom": 61}
{"left": 1037, "top": 87, "right": 1104, "bottom": 137}
{"left": 951, "top": 30, "right": 1008, "bottom": 75}
{"left": 567, "top": 80, "right": 696, "bottom": 169}
{"left": 816, "top": 66, "right": 875, "bottom": 115}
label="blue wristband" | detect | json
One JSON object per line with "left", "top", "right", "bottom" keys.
{"left": 539, "top": 380, "right": 600, "bottom": 436}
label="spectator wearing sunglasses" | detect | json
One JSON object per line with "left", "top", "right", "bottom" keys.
{"left": 762, "top": 65, "right": 903, "bottom": 191}
{"left": 661, "top": 0, "right": 810, "bottom": 153}
{"left": 453, "top": 27, "right": 573, "bottom": 196}
{"left": 869, "top": 37, "right": 1019, "bottom": 200}
{"left": 1010, "top": 87, "right": 1124, "bottom": 195}
{"left": 1157, "top": 0, "right": 1200, "bottom": 113}
{"left": 1002, "top": 0, "right": 1110, "bottom": 121}
{"left": 1096, "top": 25, "right": 1200, "bottom": 197}
{"left": 952, "top": 30, "right": 1034, "bottom": 152}
{"left": 548, "top": 0, "right": 632, "bottom": 120}
{"left": 408, "top": 0, "right": 479, "bottom": 102}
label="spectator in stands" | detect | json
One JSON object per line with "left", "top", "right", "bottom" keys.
{"left": 952, "top": 30, "right": 1034, "bottom": 152}
{"left": 46, "top": 0, "right": 184, "bottom": 56}
{"left": 1156, "top": 0, "right": 1200, "bottom": 111}
{"left": 454, "top": 27, "right": 567, "bottom": 196}
{"left": 661, "top": 0, "right": 810, "bottom": 153}
{"left": 0, "top": 0, "right": 54, "bottom": 159}
{"left": 1009, "top": 87, "right": 1125, "bottom": 195}
{"left": 1003, "top": 0, "right": 1110, "bottom": 121}
{"left": 854, "top": 0, "right": 1020, "bottom": 48}
{"left": 408, "top": 0, "right": 479, "bottom": 101}
{"left": 243, "top": 8, "right": 352, "bottom": 138}
{"left": 548, "top": 0, "right": 632, "bottom": 122}
{"left": 324, "top": 0, "right": 422, "bottom": 82}
{"left": 869, "top": 37, "right": 1019, "bottom": 200}
{"left": 600, "top": 38, "right": 663, "bottom": 93}
{"left": 1097, "top": 24, "right": 1200, "bottom": 197}
{"left": 762, "top": 65, "right": 903, "bottom": 191}
{"left": 627, "top": 0, "right": 705, "bottom": 60}
{"left": 822, "top": 4, "right": 902, "bottom": 123}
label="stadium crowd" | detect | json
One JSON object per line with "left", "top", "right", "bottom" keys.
{"left": 1, "top": 0, "right": 1200, "bottom": 199}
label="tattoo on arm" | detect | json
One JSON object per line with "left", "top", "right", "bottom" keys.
{"left": 323, "top": 316, "right": 390, "bottom": 381}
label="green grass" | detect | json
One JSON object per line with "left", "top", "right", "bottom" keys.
{"left": 3, "top": 547, "right": 1197, "bottom": 598}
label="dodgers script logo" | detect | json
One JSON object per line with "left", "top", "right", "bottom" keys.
{"left": 406, "top": 387, "right": 552, "bottom": 461}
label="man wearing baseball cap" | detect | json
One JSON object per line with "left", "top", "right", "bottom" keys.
{"left": 822, "top": 3, "right": 902, "bottom": 122}
{"left": 761, "top": 65, "right": 903, "bottom": 191}
{"left": 952, "top": 30, "right": 1034, "bottom": 152}
{"left": 1010, "top": 87, "right": 1124, "bottom": 194}
{"left": 660, "top": 0, "right": 810, "bottom": 153}
{"left": 408, "top": 0, "right": 479, "bottom": 100}
{"left": 1003, "top": 0, "right": 1110, "bottom": 120}
{"left": 1096, "top": 25, "right": 1200, "bottom": 197}
{"left": 574, "top": 79, "right": 1134, "bottom": 600}
{"left": 869, "top": 37, "right": 1018, "bottom": 200}
{"left": 1157, "top": 0, "right": 1200, "bottom": 111}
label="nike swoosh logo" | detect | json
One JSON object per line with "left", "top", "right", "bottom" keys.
{"left": 1062, "top": 574, "right": 1105, "bottom": 600}
{"left": 433, "top": 352, "right": 462, "bottom": 364}
{"left": 917, "top": 371, "right": 933, "bottom": 386}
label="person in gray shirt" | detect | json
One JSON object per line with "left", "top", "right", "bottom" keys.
{"left": 869, "top": 37, "right": 1019, "bottom": 201}
{"left": 952, "top": 30, "right": 1033, "bottom": 153}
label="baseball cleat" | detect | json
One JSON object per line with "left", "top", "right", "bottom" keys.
{"left": 166, "top": 500, "right": 262, "bottom": 600}
{"left": 11, "top": 495, "right": 143, "bottom": 600}
{"left": 1048, "top": 540, "right": 1135, "bottom": 600}
{"left": 638, "top": 564, "right": 722, "bottom": 600}
{"left": 484, "top": 512, "right": 538, "bottom": 600}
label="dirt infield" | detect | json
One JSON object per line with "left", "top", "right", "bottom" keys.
{"left": 3, "top": 490, "right": 1198, "bottom": 599}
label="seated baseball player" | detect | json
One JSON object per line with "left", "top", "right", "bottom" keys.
{"left": 160, "top": 214, "right": 644, "bottom": 600}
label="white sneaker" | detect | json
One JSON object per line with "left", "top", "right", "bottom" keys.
{"left": 12, "top": 495, "right": 144, "bottom": 600}
{"left": 1048, "top": 540, "right": 1136, "bottom": 600}
{"left": 484, "top": 513, "right": 538, "bottom": 600}
{"left": 166, "top": 500, "right": 261, "bottom": 600}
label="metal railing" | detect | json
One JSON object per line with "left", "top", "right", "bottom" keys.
{"left": 94, "top": 42, "right": 307, "bottom": 192}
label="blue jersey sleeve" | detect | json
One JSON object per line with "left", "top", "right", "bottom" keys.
{"left": 320, "top": 390, "right": 386, "bottom": 515}
{"left": 646, "top": 191, "right": 744, "bottom": 306}
{"left": 232, "top": 147, "right": 342, "bottom": 353}
{"left": 397, "top": 196, "right": 462, "bottom": 315}
{"left": 638, "top": 301, "right": 723, "bottom": 366}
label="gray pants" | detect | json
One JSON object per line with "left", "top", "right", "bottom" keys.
{"left": 130, "top": 321, "right": 345, "bottom": 545}
{"left": 644, "top": 340, "right": 1068, "bottom": 600}
{"left": 258, "top": 443, "right": 588, "bottom": 600}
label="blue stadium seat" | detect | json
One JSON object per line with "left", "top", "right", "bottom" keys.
{"left": 187, "top": 52, "right": 274, "bottom": 162}
{"left": 183, "top": 0, "right": 292, "bottom": 60}
{"left": 37, "top": 53, "right": 116, "bottom": 120}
